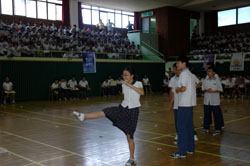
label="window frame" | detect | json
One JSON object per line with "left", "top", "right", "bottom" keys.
{"left": 0, "top": 0, "right": 62, "bottom": 21}
{"left": 81, "top": 3, "right": 134, "bottom": 29}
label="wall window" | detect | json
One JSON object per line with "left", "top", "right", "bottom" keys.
{"left": 81, "top": 3, "right": 134, "bottom": 29}
{"left": 26, "top": 0, "right": 36, "bottom": 18}
{"left": 14, "top": 0, "right": 26, "bottom": 16}
{"left": 218, "top": 6, "right": 250, "bottom": 27}
{"left": 37, "top": 1, "right": 47, "bottom": 19}
{"left": 218, "top": 9, "right": 236, "bottom": 27}
{"left": 82, "top": 9, "right": 91, "bottom": 24}
{"left": 238, "top": 6, "right": 250, "bottom": 24}
{"left": 0, "top": 0, "right": 62, "bottom": 21}
{"left": 1, "top": 0, "right": 13, "bottom": 15}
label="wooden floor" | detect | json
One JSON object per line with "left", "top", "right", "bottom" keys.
{"left": 0, "top": 94, "right": 250, "bottom": 166}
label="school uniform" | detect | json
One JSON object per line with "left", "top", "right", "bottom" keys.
{"left": 79, "top": 80, "right": 89, "bottom": 99}
{"left": 68, "top": 79, "right": 78, "bottom": 98}
{"left": 60, "top": 81, "right": 69, "bottom": 99}
{"left": 103, "top": 81, "right": 143, "bottom": 139}
{"left": 202, "top": 75, "right": 223, "bottom": 131}
{"left": 51, "top": 82, "right": 60, "bottom": 99}
{"left": 176, "top": 68, "right": 196, "bottom": 156}
{"left": 142, "top": 77, "right": 151, "bottom": 94}
{"left": 168, "top": 75, "right": 179, "bottom": 132}
{"left": 116, "top": 79, "right": 123, "bottom": 94}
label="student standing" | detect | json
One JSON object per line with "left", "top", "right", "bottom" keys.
{"left": 73, "top": 66, "right": 144, "bottom": 166}
{"left": 202, "top": 67, "right": 224, "bottom": 135}
{"left": 171, "top": 56, "right": 195, "bottom": 158}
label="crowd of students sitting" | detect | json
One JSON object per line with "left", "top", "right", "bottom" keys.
{"left": 0, "top": 20, "right": 141, "bottom": 58}
{"left": 190, "top": 31, "right": 250, "bottom": 55}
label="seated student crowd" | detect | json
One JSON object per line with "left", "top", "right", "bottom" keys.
{"left": 1, "top": 76, "right": 16, "bottom": 104}
{"left": 50, "top": 75, "right": 90, "bottom": 101}
{"left": 0, "top": 20, "right": 141, "bottom": 58}
{"left": 190, "top": 30, "right": 250, "bottom": 55}
{"left": 100, "top": 75, "right": 123, "bottom": 96}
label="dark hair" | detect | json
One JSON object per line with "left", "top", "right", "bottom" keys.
{"left": 177, "top": 56, "right": 190, "bottom": 68}
{"left": 207, "top": 67, "right": 216, "bottom": 72}
{"left": 123, "top": 66, "right": 137, "bottom": 83}
{"left": 206, "top": 62, "right": 214, "bottom": 68}
{"left": 173, "top": 63, "right": 177, "bottom": 68}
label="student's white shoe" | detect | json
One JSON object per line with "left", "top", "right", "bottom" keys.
{"left": 125, "top": 158, "right": 136, "bottom": 166}
{"left": 174, "top": 135, "right": 178, "bottom": 140}
{"left": 194, "top": 135, "right": 198, "bottom": 141}
{"left": 73, "top": 111, "right": 85, "bottom": 122}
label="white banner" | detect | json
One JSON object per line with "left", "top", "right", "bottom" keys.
{"left": 230, "top": 53, "right": 244, "bottom": 71}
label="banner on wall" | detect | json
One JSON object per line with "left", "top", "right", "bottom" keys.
{"left": 230, "top": 53, "right": 245, "bottom": 71}
{"left": 203, "top": 54, "right": 216, "bottom": 69}
{"left": 82, "top": 52, "right": 96, "bottom": 73}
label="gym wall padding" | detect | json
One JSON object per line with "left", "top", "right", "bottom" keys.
{"left": 0, "top": 60, "right": 165, "bottom": 100}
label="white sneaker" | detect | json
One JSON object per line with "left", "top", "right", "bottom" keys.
{"left": 174, "top": 135, "right": 178, "bottom": 140}
{"left": 73, "top": 111, "right": 85, "bottom": 121}
{"left": 194, "top": 135, "right": 198, "bottom": 141}
{"left": 125, "top": 158, "right": 136, "bottom": 166}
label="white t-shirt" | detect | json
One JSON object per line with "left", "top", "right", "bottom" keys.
{"left": 60, "top": 81, "right": 67, "bottom": 89}
{"left": 202, "top": 76, "right": 223, "bottom": 106}
{"left": 68, "top": 80, "right": 77, "bottom": 88}
{"left": 116, "top": 79, "right": 123, "bottom": 85}
{"left": 121, "top": 81, "right": 143, "bottom": 109}
{"left": 142, "top": 78, "right": 150, "bottom": 85}
{"left": 191, "top": 73, "right": 200, "bottom": 106}
{"left": 3, "top": 82, "right": 13, "bottom": 91}
{"left": 101, "top": 81, "right": 109, "bottom": 88}
{"left": 177, "top": 68, "right": 197, "bottom": 107}
{"left": 169, "top": 76, "right": 179, "bottom": 110}
{"left": 79, "top": 80, "right": 88, "bottom": 88}
{"left": 51, "top": 83, "right": 59, "bottom": 89}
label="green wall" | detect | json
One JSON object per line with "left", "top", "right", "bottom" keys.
{"left": 0, "top": 60, "right": 165, "bottom": 100}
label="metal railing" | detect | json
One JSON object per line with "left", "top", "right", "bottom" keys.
{"left": 141, "top": 41, "right": 164, "bottom": 59}
{"left": 9, "top": 50, "right": 144, "bottom": 60}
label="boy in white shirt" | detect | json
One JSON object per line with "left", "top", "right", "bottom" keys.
{"left": 171, "top": 56, "right": 196, "bottom": 159}
{"left": 78, "top": 76, "right": 90, "bottom": 99}
{"left": 68, "top": 75, "right": 78, "bottom": 99}
{"left": 51, "top": 79, "right": 61, "bottom": 100}
{"left": 116, "top": 76, "right": 123, "bottom": 94}
{"left": 59, "top": 77, "right": 69, "bottom": 100}
{"left": 3, "top": 76, "right": 16, "bottom": 104}
{"left": 142, "top": 74, "right": 152, "bottom": 94}
{"left": 202, "top": 67, "right": 224, "bottom": 135}
{"left": 168, "top": 64, "right": 180, "bottom": 139}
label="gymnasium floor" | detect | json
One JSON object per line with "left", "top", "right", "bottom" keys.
{"left": 0, "top": 94, "right": 250, "bottom": 166}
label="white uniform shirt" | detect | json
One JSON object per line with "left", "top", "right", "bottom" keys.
{"left": 202, "top": 76, "right": 223, "bottom": 106}
{"left": 116, "top": 79, "right": 123, "bottom": 85}
{"left": 51, "top": 83, "right": 59, "bottom": 89}
{"left": 68, "top": 80, "right": 77, "bottom": 88}
{"left": 79, "top": 80, "right": 88, "bottom": 88}
{"left": 142, "top": 78, "right": 150, "bottom": 85}
{"left": 3, "top": 82, "right": 13, "bottom": 91}
{"left": 101, "top": 81, "right": 109, "bottom": 88}
{"left": 177, "top": 68, "right": 196, "bottom": 107}
{"left": 60, "top": 81, "right": 67, "bottom": 89}
{"left": 121, "top": 81, "right": 143, "bottom": 109}
{"left": 169, "top": 76, "right": 179, "bottom": 110}
{"left": 191, "top": 74, "right": 200, "bottom": 106}
{"left": 163, "top": 79, "right": 168, "bottom": 85}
